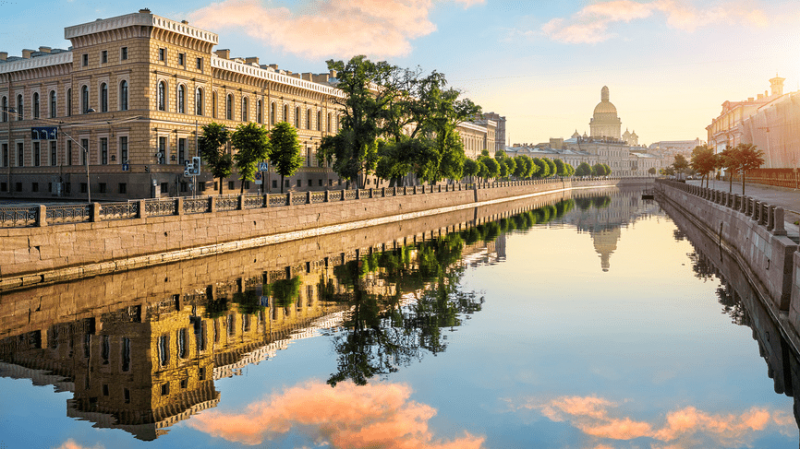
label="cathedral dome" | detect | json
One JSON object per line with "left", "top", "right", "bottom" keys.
{"left": 593, "top": 101, "right": 618, "bottom": 116}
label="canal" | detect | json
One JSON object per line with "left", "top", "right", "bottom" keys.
{"left": 0, "top": 186, "right": 797, "bottom": 448}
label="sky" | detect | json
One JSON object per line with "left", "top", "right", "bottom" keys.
{"left": 3, "top": 0, "right": 800, "bottom": 146}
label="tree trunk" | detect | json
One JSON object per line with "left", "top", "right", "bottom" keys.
{"left": 742, "top": 172, "right": 746, "bottom": 196}
{"left": 280, "top": 174, "right": 285, "bottom": 193}
{"left": 240, "top": 177, "right": 245, "bottom": 194}
{"left": 729, "top": 171, "right": 733, "bottom": 193}
{"left": 219, "top": 177, "right": 224, "bottom": 196}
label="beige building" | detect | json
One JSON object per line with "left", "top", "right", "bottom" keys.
{"left": 0, "top": 10, "right": 498, "bottom": 201}
{"left": 590, "top": 86, "right": 622, "bottom": 140}
{"left": 739, "top": 89, "right": 800, "bottom": 170}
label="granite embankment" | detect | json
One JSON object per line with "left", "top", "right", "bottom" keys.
{"left": 0, "top": 178, "right": 650, "bottom": 290}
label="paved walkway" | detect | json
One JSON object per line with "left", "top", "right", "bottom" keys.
{"left": 687, "top": 179, "right": 800, "bottom": 227}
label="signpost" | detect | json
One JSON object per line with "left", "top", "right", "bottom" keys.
{"left": 184, "top": 157, "right": 202, "bottom": 198}
{"left": 259, "top": 160, "right": 269, "bottom": 194}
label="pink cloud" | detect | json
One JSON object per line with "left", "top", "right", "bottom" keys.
{"left": 541, "top": 0, "right": 769, "bottom": 44}
{"left": 511, "top": 395, "right": 795, "bottom": 447}
{"left": 188, "top": 380, "right": 485, "bottom": 448}
{"left": 190, "top": 0, "right": 484, "bottom": 60}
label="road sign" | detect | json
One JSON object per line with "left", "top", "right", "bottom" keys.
{"left": 31, "top": 127, "right": 57, "bottom": 140}
{"left": 122, "top": 163, "right": 129, "bottom": 172}
{"left": 259, "top": 161, "right": 269, "bottom": 171}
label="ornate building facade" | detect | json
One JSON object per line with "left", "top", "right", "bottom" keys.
{"left": 589, "top": 86, "right": 622, "bottom": 140}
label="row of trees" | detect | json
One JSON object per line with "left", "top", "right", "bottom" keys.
{"left": 682, "top": 143, "right": 765, "bottom": 195}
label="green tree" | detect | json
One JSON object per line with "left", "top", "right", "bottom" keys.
{"left": 673, "top": 154, "right": 689, "bottom": 180}
{"left": 513, "top": 155, "right": 528, "bottom": 178}
{"left": 198, "top": 122, "right": 232, "bottom": 195}
{"left": 554, "top": 159, "right": 567, "bottom": 176}
{"left": 479, "top": 156, "right": 499, "bottom": 180}
{"left": 545, "top": 159, "right": 557, "bottom": 177}
{"left": 463, "top": 158, "right": 479, "bottom": 183}
{"left": 690, "top": 145, "right": 716, "bottom": 188}
{"left": 494, "top": 149, "right": 507, "bottom": 161}
{"left": 602, "top": 163, "right": 611, "bottom": 176}
{"left": 231, "top": 122, "right": 271, "bottom": 194}
{"left": 592, "top": 163, "right": 605, "bottom": 177}
{"left": 648, "top": 167, "right": 656, "bottom": 175}
{"left": 735, "top": 143, "right": 765, "bottom": 195}
{"left": 533, "top": 158, "right": 550, "bottom": 178}
{"left": 576, "top": 162, "right": 592, "bottom": 177}
{"left": 502, "top": 157, "right": 516, "bottom": 179}
{"left": 269, "top": 122, "right": 304, "bottom": 193}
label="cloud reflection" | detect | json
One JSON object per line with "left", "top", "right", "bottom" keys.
{"left": 52, "top": 440, "right": 103, "bottom": 449}
{"left": 512, "top": 395, "right": 794, "bottom": 447}
{"left": 189, "top": 380, "right": 484, "bottom": 448}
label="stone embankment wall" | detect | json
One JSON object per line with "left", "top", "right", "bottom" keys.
{"left": 1, "top": 178, "right": 646, "bottom": 290}
{"left": 657, "top": 180, "right": 800, "bottom": 340}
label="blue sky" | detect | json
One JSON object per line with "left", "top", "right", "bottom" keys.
{"left": 4, "top": 0, "right": 799, "bottom": 145}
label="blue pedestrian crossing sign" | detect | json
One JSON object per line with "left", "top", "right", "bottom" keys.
{"left": 258, "top": 161, "right": 269, "bottom": 171}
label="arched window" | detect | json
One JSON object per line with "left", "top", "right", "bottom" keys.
{"left": 157, "top": 81, "right": 166, "bottom": 111}
{"left": 226, "top": 94, "right": 233, "bottom": 120}
{"left": 317, "top": 110, "right": 322, "bottom": 131}
{"left": 100, "top": 83, "right": 108, "bottom": 113}
{"left": 1, "top": 96, "right": 7, "bottom": 122}
{"left": 16, "top": 94, "right": 23, "bottom": 120}
{"left": 195, "top": 88, "right": 203, "bottom": 115}
{"left": 177, "top": 85, "right": 185, "bottom": 114}
{"left": 66, "top": 88, "right": 72, "bottom": 116}
{"left": 33, "top": 92, "right": 39, "bottom": 118}
{"left": 49, "top": 91, "right": 57, "bottom": 118}
{"left": 242, "top": 97, "right": 248, "bottom": 122}
{"left": 295, "top": 106, "right": 300, "bottom": 128}
{"left": 270, "top": 102, "right": 276, "bottom": 125}
{"left": 257, "top": 100, "right": 263, "bottom": 123}
{"left": 283, "top": 104, "right": 288, "bottom": 122}
{"left": 212, "top": 92, "right": 218, "bottom": 118}
{"left": 306, "top": 108, "right": 311, "bottom": 129}
{"left": 81, "top": 87, "right": 89, "bottom": 114}
{"left": 327, "top": 113, "right": 332, "bottom": 132}
{"left": 119, "top": 81, "right": 128, "bottom": 111}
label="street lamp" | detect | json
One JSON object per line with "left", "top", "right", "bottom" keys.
{"left": 59, "top": 108, "right": 96, "bottom": 203}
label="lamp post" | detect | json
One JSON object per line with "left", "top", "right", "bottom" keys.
{"left": 59, "top": 108, "right": 96, "bottom": 203}
{"left": 4, "top": 106, "right": 16, "bottom": 196}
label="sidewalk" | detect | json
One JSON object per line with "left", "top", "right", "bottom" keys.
{"left": 687, "top": 179, "right": 800, "bottom": 224}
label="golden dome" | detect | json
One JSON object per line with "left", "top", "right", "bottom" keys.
{"left": 593, "top": 101, "right": 618, "bottom": 116}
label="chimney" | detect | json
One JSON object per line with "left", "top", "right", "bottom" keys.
{"left": 312, "top": 74, "right": 330, "bottom": 83}
{"left": 22, "top": 49, "right": 34, "bottom": 59}
{"left": 245, "top": 56, "right": 259, "bottom": 65}
{"left": 139, "top": 8, "right": 151, "bottom": 13}
{"left": 215, "top": 49, "right": 230, "bottom": 59}
{"left": 38, "top": 47, "right": 51, "bottom": 53}
{"left": 748, "top": 97, "right": 754, "bottom": 102}
{"left": 329, "top": 69, "right": 337, "bottom": 78}
{"left": 301, "top": 72, "right": 312, "bottom": 81}
{"left": 757, "top": 93, "right": 764, "bottom": 100}
{"left": 0, "top": 52, "right": 7, "bottom": 61}
{"left": 181, "top": 20, "right": 189, "bottom": 24}
{"left": 269, "top": 64, "right": 278, "bottom": 70}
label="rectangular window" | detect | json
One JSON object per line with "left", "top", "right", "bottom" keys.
{"left": 81, "top": 139, "right": 88, "bottom": 165}
{"left": 160, "top": 183, "right": 168, "bottom": 194}
{"left": 178, "top": 138, "right": 186, "bottom": 165}
{"left": 119, "top": 183, "right": 126, "bottom": 194}
{"left": 66, "top": 140, "right": 72, "bottom": 166}
{"left": 15, "top": 182, "right": 22, "bottom": 192}
{"left": 228, "top": 181, "right": 234, "bottom": 190}
{"left": 296, "top": 179, "right": 301, "bottom": 187}
{"left": 82, "top": 54, "right": 88, "bottom": 66}
{"left": 158, "top": 136, "right": 167, "bottom": 164}
{"left": 124, "top": 388, "right": 130, "bottom": 403}
{"left": 120, "top": 47, "right": 128, "bottom": 61}
{"left": 318, "top": 179, "right": 323, "bottom": 186}
{"left": 272, "top": 180, "right": 277, "bottom": 189}
{"left": 17, "top": 142, "right": 23, "bottom": 167}
{"left": 0, "top": 182, "right": 6, "bottom": 192}
{"left": 198, "top": 181, "right": 206, "bottom": 191}
{"left": 196, "top": 57, "right": 203, "bottom": 70}
{"left": 98, "top": 183, "right": 106, "bottom": 194}
{"left": 178, "top": 53, "right": 185, "bottom": 66}
{"left": 161, "top": 382, "right": 169, "bottom": 396}
{"left": 65, "top": 182, "right": 70, "bottom": 194}
{"left": 119, "top": 136, "right": 128, "bottom": 163}
{"left": 80, "top": 183, "right": 87, "bottom": 193}
{"left": 48, "top": 182, "right": 52, "bottom": 193}
{"left": 50, "top": 141, "right": 57, "bottom": 166}
{"left": 158, "top": 48, "right": 165, "bottom": 61}
{"left": 100, "top": 138, "right": 108, "bottom": 165}
{"left": 180, "top": 182, "right": 187, "bottom": 192}
{"left": 244, "top": 181, "right": 250, "bottom": 189}
{"left": 31, "top": 182, "right": 38, "bottom": 192}
{"left": 101, "top": 50, "right": 107, "bottom": 64}
{"left": 2, "top": 143, "right": 7, "bottom": 167}
{"left": 33, "top": 142, "right": 40, "bottom": 167}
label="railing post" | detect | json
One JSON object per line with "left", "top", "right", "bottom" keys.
{"left": 752, "top": 200, "right": 760, "bottom": 221}
{"left": 91, "top": 203, "right": 101, "bottom": 222}
{"left": 238, "top": 194, "right": 244, "bottom": 210}
{"left": 307, "top": 191, "right": 312, "bottom": 204}
{"left": 37, "top": 205, "right": 47, "bottom": 227}
{"left": 767, "top": 205, "right": 776, "bottom": 231}
{"left": 324, "top": 190, "right": 330, "bottom": 202}
{"left": 210, "top": 196, "right": 217, "bottom": 213}
{"left": 176, "top": 197, "right": 184, "bottom": 215}
{"left": 287, "top": 192, "right": 293, "bottom": 205}
{"left": 138, "top": 199, "right": 147, "bottom": 218}
{"left": 774, "top": 207, "right": 787, "bottom": 236}
{"left": 355, "top": 188, "right": 360, "bottom": 199}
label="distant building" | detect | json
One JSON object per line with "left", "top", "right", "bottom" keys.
{"left": 647, "top": 138, "right": 705, "bottom": 158}
{"left": 590, "top": 86, "right": 622, "bottom": 140}
{"left": 458, "top": 119, "right": 496, "bottom": 159}
{"left": 482, "top": 112, "right": 506, "bottom": 152}
{"left": 739, "top": 87, "right": 800, "bottom": 170}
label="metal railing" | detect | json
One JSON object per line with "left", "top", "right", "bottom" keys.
{"left": 45, "top": 204, "right": 91, "bottom": 225}
{"left": 100, "top": 202, "right": 138, "bottom": 221}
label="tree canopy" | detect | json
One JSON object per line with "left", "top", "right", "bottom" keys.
{"left": 231, "top": 122, "right": 271, "bottom": 194}
{"left": 198, "top": 122, "right": 232, "bottom": 195}
{"left": 269, "top": 122, "right": 304, "bottom": 193}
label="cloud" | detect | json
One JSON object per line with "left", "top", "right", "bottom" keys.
{"left": 540, "top": 0, "right": 769, "bottom": 44}
{"left": 190, "top": 0, "right": 484, "bottom": 60}
{"left": 188, "top": 380, "right": 485, "bottom": 448}
{"left": 52, "top": 440, "right": 104, "bottom": 449}
{"left": 510, "top": 395, "right": 795, "bottom": 448}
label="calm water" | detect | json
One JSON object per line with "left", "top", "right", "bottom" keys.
{"left": 1, "top": 187, "right": 798, "bottom": 449}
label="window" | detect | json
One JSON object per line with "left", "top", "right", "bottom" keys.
{"left": 119, "top": 136, "right": 128, "bottom": 163}
{"left": 178, "top": 53, "right": 185, "bottom": 66}
{"left": 158, "top": 48, "right": 165, "bottom": 61}
{"left": 81, "top": 86, "right": 89, "bottom": 114}
{"left": 228, "top": 181, "right": 234, "bottom": 190}
{"left": 296, "top": 179, "right": 301, "bottom": 187}
{"left": 98, "top": 183, "right": 106, "bottom": 194}
{"left": 242, "top": 97, "right": 248, "bottom": 121}
{"left": 306, "top": 108, "right": 311, "bottom": 129}
{"left": 295, "top": 106, "right": 300, "bottom": 128}
{"left": 198, "top": 182, "right": 206, "bottom": 191}
{"left": 119, "top": 80, "right": 128, "bottom": 111}
{"left": 49, "top": 91, "right": 56, "bottom": 118}
{"left": 180, "top": 181, "right": 188, "bottom": 192}
{"left": 272, "top": 180, "right": 277, "bottom": 189}
{"left": 318, "top": 179, "right": 323, "bottom": 186}
{"left": 158, "top": 136, "right": 167, "bottom": 164}
{"left": 67, "top": 88, "right": 72, "bottom": 116}
{"left": 177, "top": 84, "right": 185, "bottom": 114}
{"left": 271, "top": 102, "right": 276, "bottom": 125}
{"left": 161, "top": 382, "right": 169, "bottom": 396}
{"left": 195, "top": 88, "right": 203, "bottom": 115}
{"left": 317, "top": 110, "right": 322, "bottom": 131}
{"left": 100, "top": 83, "right": 108, "bottom": 112}
{"left": 178, "top": 138, "right": 186, "bottom": 165}
{"left": 16, "top": 142, "right": 23, "bottom": 167}
{"left": 82, "top": 53, "right": 88, "bottom": 67}
{"left": 212, "top": 92, "right": 217, "bottom": 118}
{"left": 283, "top": 104, "right": 288, "bottom": 122}
{"left": 1, "top": 96, "right": 6, "bottom": 122}
{"left": 32, "top": 182, "right": 38, "bottom": 192}
{"left": 307, "top": 179, "right": 312, "bottom": 187}
{"left": 16, "top": 94, "right": 22, "bottom": 120}
{"left": 122, "top": 337, "right": 131, "bottom": 372}
{"left": 120, "top": 47, "right": 128, "bottom": 61}
{"left": 1, "top": 144, "right": 7, "bottom": 167}
{"left": 119, "top": 183, "right": 127, "bottom": 194}
{"left": 101, "top": 50, "right": 107, "bottom": 64}
{"left": 257, "top": 100, "right": 262, "bottom": 123}
{"left": 0, "top": 183, "right": 5, "bottom": 192}
{"left": 65, "top": 182, "right": 70, "bottom": 194}
{"left": 33, "top": 92, "right": 39, "bottom": 118}
{"left": 15, "top": 182, "right": 22, "bottom": 192}
{"left": 157, "top": 81, "right": 166, "bottom": 111}
{"left": 33, "top": 142, "right": 40, "bottom": 167}
{"left": 67, "top": 140, "right": 72, "bottom": 166}
{"left": 160, "top": 183, "right": 168, "bottom": 194}
{"left": 81, "top": 139, "right": 88, "bottom": 165}
{"left": 50, "top": 141, "right": 56, "bottom": 166}
{"left": 226, "top": 94, "right": 233, "bottom": 120}
{"left": 196, "top": 57, "right": 202, "bottom": 70}
{"left": 100, "top": 137, "right": 108, "bottom": 165}
{"left": 80, "top": 183, "right": 87, "bottom": 193}
{"left": 48, "top": 182, "right": 52, "bottom": 193}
